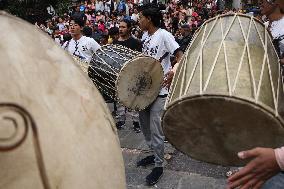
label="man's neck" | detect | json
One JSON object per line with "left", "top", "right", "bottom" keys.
{"left": 148, "top": 26, "right": 159, "bottom": 36}
{"left": 73, "top": 34, "right": 82, "bottom": 41}
{"left": 118, "top": 34, "right": 130, "bottom": 41}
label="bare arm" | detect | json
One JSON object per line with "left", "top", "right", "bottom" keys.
{"left": 162, "top": 50, "right": 183, "bottom": 88}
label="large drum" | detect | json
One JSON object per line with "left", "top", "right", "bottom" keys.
{"left": 0, "top": 12, "right": 125, "bottom": 189}
{"left": 162, "top": 14, "right": 284, "bottom": 166}
{"left": 88, "top": 45, "right": 163, "bottom": 110}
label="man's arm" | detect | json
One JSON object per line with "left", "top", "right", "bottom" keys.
{"left": 163, "top": 49, "right": 183, "bottom": 88}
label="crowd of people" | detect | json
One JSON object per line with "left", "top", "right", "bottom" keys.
{"left": 36, "top": 0, "right": 256, "bottom": 49}
{"left": 34, "top": 0, "right": 284, "bottom": 188}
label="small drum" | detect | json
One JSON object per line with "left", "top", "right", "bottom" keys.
{"left": 162, "top": 14, "right": 284, "bottom": 166}
{"left": 88, "top": 45, "right": 163, "bottom": 111}
{"left": 0, "top": 12, "right": 125, "bottom": 189}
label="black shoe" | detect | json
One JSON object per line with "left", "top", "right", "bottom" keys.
{"left": 112, "top": 111, "right": 118, "bottom": 118}
{"left": 136, "top": 155, "right": 155, "bottom": 167}
{"left": 164, "top": 137, "right": 168, "bottom": 143}
{"left": 133, "top": 121, "right": 141, "bottom": 133}
{"left": 146, "top": 167, "right": 163, "bottom": 186}
{"left": 116, "top": 121, "right": 125, "bottom": 130}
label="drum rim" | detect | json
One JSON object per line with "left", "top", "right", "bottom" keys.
{"left": 192, "top": 13, "right": 273, "bottom": 46}
{"left": 115, "top": 55, "right": 164, "bottom": 111}
{"left": 163, "top": 94, "right": 284, "bottom": 129}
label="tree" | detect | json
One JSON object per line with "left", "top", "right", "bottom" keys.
{"left": 0, "top": 0, "right": 72, "bottom": 23}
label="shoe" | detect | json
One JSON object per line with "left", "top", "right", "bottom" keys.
{"left": 136, "top": 155, "right": 155, "bottom": 167}
{"left": 112, "top": 111, "right": 118, "bottom": 118}
{"left": 146, "top": 167, "right": 163, "bottom": 186}
{"left": 116, "top": 121, "right": 125, "bottom": 130}
{"left": 133, "top": 121, "right": 141, "bottom": 133}
{"left": 164, "top": 137, "right": 168, "bottom": 143}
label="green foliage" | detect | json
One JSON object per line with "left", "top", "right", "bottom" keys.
{"left": 55, "top": 0, "right": 72, "bottom": 16}
{"left": 1, "top": 0, "right": 72, "bottom": 19}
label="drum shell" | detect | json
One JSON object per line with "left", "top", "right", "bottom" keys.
{"left": 0, "top": 12, "right": 125, "bottom": 189}
{"left": 163, "top": 14, "right": 284, "bottom": 166}
{"left": 88, "top": 45, "right": 163, "bottom": 111}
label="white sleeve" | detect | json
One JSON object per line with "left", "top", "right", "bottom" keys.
{"left": 88, "top": 38, "right": 101, "bottom": 53}
{"left": 163, "top": 30, "right": 180, "bottom": 55}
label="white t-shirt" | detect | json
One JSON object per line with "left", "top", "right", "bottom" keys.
{"left": 270, "top": 17, "right": 284, "bottom": 56}
{"left": 63, "top": 36, "right": 101, "bottom": 63}
{"left": 142, "top": 28, "right": 180, "bottom": 95}
{"left": 131, "top": 13, "right": 138, "bottom": 22}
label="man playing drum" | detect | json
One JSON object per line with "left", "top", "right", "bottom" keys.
{"left": 113, "top": 19, "right": 142, "bottom": 133}
{"left": 136, "top": 3, "right": 183, "bottom": 186}
{"left": 63, "top": 16, "right": 101, "bottom": 63}
{"left": 227, "top": 1, "right": 284, "bottom": 188}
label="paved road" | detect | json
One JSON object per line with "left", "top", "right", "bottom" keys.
{"left": 112, "top": 108, "right": 234, "bottom": 189}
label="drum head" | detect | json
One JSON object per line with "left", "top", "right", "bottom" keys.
{"left": 0, "top": 12, "right": 125, "bottom": 189}
{"left": 162, "top": 95, "right": 284, "bottom": 166}
{"left": 116, "top": 56, "right": 163, "bottom": 110}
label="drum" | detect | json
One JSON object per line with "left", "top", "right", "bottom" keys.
{"left": 162, "top": 14, "right": 284, "bottom": 166}
{"left": 88, "top": 44, "right": 163, "bottom": 110}
{"left": 0, "top": 12, "right": 125, "bottom": 189}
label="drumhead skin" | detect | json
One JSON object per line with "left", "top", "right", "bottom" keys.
{"left": 163, "top": 13, "right": 284, "bottom": 166}
{"left": 163, "top": 95, "right": 284, "bottom": 166}
{"left": 116, "top": 56, "right": 163, "bottom": 110}
{"left": 0, "top": 12, "right": 125, "bottom": 189}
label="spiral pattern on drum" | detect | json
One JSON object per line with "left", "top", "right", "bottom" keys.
{"left": 0, "top": 103, "right": 28, "bottom": 151}
{"left": 0, "top": 103, "right": 51, "bottom": 189}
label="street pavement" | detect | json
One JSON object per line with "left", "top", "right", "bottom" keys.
{"left": 109, "top": 105, "right": 234, "bottom": 189}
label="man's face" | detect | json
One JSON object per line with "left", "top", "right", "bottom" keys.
{"left": 119, "top": 21, "right": 129, "bottom": 37}
{"left": 138, "top": 13, "right": 149, "bottom": 31}
{"left": 69, "top": 21, "right": 82, "bottom": 36}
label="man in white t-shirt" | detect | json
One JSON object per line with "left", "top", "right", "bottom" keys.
{"left": 136, "top": 3, "right": 183, "bottom": 186}
{"left": 63, "top": 17, "right": 101, "bottom": 63}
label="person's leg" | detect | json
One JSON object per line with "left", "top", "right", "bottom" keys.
{"left": 130, "top": 110, "right": 140, "bottom": 132}
{"left": 139, "top": 107, "right": 151, "bottom": 147}
{"left": 116, "top": 103, "right": 126, "bottom": 129}
{"left": 145, "top": 97, "right": 166, "bottom": 186}
{"left": 149, "top": 97, "right": 166, "bottom": 167}
{"left": 137, "top": 106, "right": 155, "bottom": 167}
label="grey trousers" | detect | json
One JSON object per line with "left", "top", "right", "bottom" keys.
{"left": 139, "top": 97, "right": 166, "bottom": 167}
{"left": 117, "top": 103, "right": 139, "bottom": 123}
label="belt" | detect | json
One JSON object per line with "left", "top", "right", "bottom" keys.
{"left": 158, "top": 94, "right": 168, "bottom": 98}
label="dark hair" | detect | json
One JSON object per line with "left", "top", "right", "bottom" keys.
{"left": 82, "top": 26, "right": 93, "bottom": 37}
{"left": 71, "top": 16, "right": 85, "bottom": 27}
{"left": 108, "top": 27, "right": 119, "bottom": 36}
{"left": 138, "top": 3, "right": 164, "bottom": 28}
{"left": 120, "top": 19, "right": 132, "bottom": 29}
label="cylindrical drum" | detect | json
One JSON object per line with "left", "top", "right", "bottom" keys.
{"left": 162, "top": 14, "right": 284, "bottom": 166}
{"left": 0, "top": 12, "right": 125, "bottom": 189}
{"left": 88, "top": 44, "right": 163, "bottom": 110}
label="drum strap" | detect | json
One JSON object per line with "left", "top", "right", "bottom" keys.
{"left": 159, "top": 52, "right": 169, "bottom": 62}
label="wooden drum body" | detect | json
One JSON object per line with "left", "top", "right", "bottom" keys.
{"left": 88, "top": 45, "right": 163, "bottom": 110}
{"left": 0, "top": 12, "right": 125, "bottom": 189}
{"left": 162, "top": 14, "right": 284, "bottom": 166}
